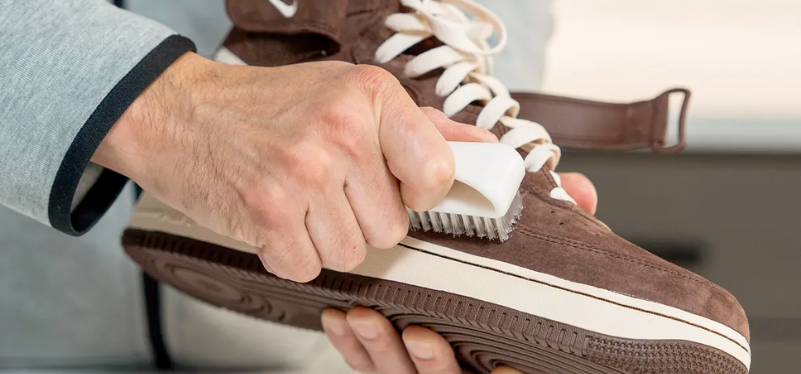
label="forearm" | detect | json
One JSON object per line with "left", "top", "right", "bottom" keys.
{"left": 0, "top": 0, "right": 194, "bottom": 235}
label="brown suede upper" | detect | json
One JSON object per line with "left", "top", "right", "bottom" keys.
{"left": 410, "top": 170, "right": 750, "bottom": 343}
{"left": 225, "top": 0, "right": 490, "bottom": 122}
{"left": 222, "top": 0, "right": 749, "bottom": 342}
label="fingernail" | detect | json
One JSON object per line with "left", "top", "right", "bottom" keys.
{"left": 404, "top": 339, "right": 434, "bottom": 360}
{"left": 349, "top": 319, "right": 379, "bottom": 340}
{"left": 321, "top": 314, "right": 347, "bottom": 337}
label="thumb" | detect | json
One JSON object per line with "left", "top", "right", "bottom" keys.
{"left": 420, "top": 107, "right": 498, "bottom": 143}
{"left": 376, "top": 87, "right": 455, "bottom": 212}
{"left": 559, "top": 172, "right": 598, "bottom": 215}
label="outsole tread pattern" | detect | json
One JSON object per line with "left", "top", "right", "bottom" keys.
{"left": 123, "top": 229, "right": 747, "bottom": 374}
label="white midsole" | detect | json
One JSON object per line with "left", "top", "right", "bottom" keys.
{"left": 131, "top": 182, "right": 750, "bottom": 368}
{"left": 385, "top": 237, "right": 751, "bottom": 367}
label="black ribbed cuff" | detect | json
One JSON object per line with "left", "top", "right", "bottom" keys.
{"left": 48, "top": 35, "right": 196, "bottom": 235}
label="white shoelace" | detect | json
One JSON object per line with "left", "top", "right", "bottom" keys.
{"left": 375, "top": 0, "right": 574, "bottom": 203}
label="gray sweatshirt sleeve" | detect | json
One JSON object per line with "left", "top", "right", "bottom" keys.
{"left": 0, "top": 0, "right": 195, "bottom": 235}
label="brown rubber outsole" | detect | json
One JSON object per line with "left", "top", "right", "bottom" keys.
{"left": 123, "top": 229, "right": 747, "bottom": 374}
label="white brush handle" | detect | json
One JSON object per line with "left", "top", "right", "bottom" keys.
{"left": 426, "top": 142, "right": 525, "bottom": 219}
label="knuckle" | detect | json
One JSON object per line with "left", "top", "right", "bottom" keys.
{"left": 240, "top": 186, "right": 288, "bottom": 230}
{"left": 320, "top": 98, "right": 363, "bottom": 131}
{"left": 294, "top": 267, "right": 322, "bottom": 283}
{"left": 228, "top": 220, "right": 249, "bottom": 243}
{"left": 268, "top": 241, "right": 321, "bottom": 282}
{"left": 342, "top": 239, "right": 367, "bottom": 271}
{"left": 338, "top": 132, "right": 371, "bottom": 162}
{"left": 387, "top": 213, "right": 410, "bottom": 245}
{"left": 285, "top": 143, "right": 335, "bottom": 187}
{"left": 285, "top": 253, "right": 322, "bottom": 283}
{"left": 255, "top": 248, "right": 276, "bottom": 273}
{"left": 257, "top": 186, "right": 287, "bottom": 212}
{"left": 348, "top": 65, "right": 400, "bottom": 96}
{"left": 393, "top": 116, "right": 420, "bottom": 136}
{"left": 420, "top": 155, "right": 455, "bottom": 190}
{"left": 231, "top": 221, "right": 266, "bottom": 249}
{"left": 320, "top": 103, "right": 371, "bottom": 159}
{"left": 404, "top": 198, "right": 429, "bottom": 213}
{"left": 325, "top": 233, "right": 367, "bottom": 272}
{"left": 368, "top": 209, "right": 408, "bottom": 249}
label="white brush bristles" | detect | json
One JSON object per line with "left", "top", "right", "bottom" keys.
{"left": 408, "top": 192, "right": 524, "bottom": 242}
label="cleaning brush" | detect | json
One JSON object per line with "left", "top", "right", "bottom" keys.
{"left": 407, "top": 142, "right": 526, "bottom": 242}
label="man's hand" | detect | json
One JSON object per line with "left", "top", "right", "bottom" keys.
{"left": 93, "top": 52, "right": 495, "bottom": 282}
{"left": 321, "top": 174, "right": 598, "bottom": 374}
{"left": 322, "top": 307, "right": 524, "bottom": 374}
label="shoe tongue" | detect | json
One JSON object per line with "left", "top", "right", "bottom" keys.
{"left": 382, "top": 5, "right": 504, "bottom": 137}
{"left": 226, "top": 0, "right": 351, "bottom": 53}
{"left": 226, "top": 0, "right": 432, "bottom": 62}
{"left": 226, "top": 0, "right": 499, "bottom": 134}
{"left": 404, "top": 36, "right": 445, "bottom": 56}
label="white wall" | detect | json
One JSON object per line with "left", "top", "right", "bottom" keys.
{"left": 543, "top": 0, "right": 801, "bottom": 120}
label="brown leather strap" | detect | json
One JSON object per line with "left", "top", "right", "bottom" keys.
{"left": 512, "top": 88, "right": 690, "bottom": 153}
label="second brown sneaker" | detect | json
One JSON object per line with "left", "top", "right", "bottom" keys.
{"left": 123, "top": 1, "right": 750, "bottom": 373}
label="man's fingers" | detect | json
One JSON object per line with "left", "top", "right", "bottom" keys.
{"left": 420, "top": 107, "right": 597, "bottom": 218}
{"left": 322, "top": 309, "right": 376, "bottom": 373}
{"left": 346, "top": 307, "right": 417, "bottom": 374}
{"left": 381, "top": 101, "right": 455, "bottom": 212}
{"left": 403, "top": 326, "right": 525, "bottom": 374}
{"left": 345, "top": 157, "right": 409, "bottom": 250}
{"left": 558, "top": 172, "right": 598, "bottom": 215}
{"left": 306, "top": 191, "right": 367, "bottom": 272}
{"left": 256, "top": 213, "right": 322, "bottom": 283}
{"left": 420, "top": 107, "right": 498, "bottom": 143}
{"left": 401, "top": 325, "right": 462, "bottom": 374}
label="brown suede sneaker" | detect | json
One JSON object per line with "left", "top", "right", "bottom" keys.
{"left": 122, "top": 1, "right": 750, "bottom": 373}
{"left": 215, "top": 0, "right": 689, "bottom": 154}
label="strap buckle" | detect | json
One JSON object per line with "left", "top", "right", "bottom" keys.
{"left": 652, "top": 88, "right": 691, "bottom": 154}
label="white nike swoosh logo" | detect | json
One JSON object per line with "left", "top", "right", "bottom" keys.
{"left": 266, "top": 0, "right": 298, "bottom": 18}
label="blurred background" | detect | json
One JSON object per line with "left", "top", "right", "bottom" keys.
{"left": 545, "top": 1, "right": 801, "bottom": 373}
{"left": 123, "top": 0, "right": 801, "bottom": 371}
{"left": 1, "top": 0, "right": 797, "bottom": 373}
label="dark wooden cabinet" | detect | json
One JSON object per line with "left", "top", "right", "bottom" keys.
{"left": 561, "top": 152, "right": 801, "bottom": 373}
